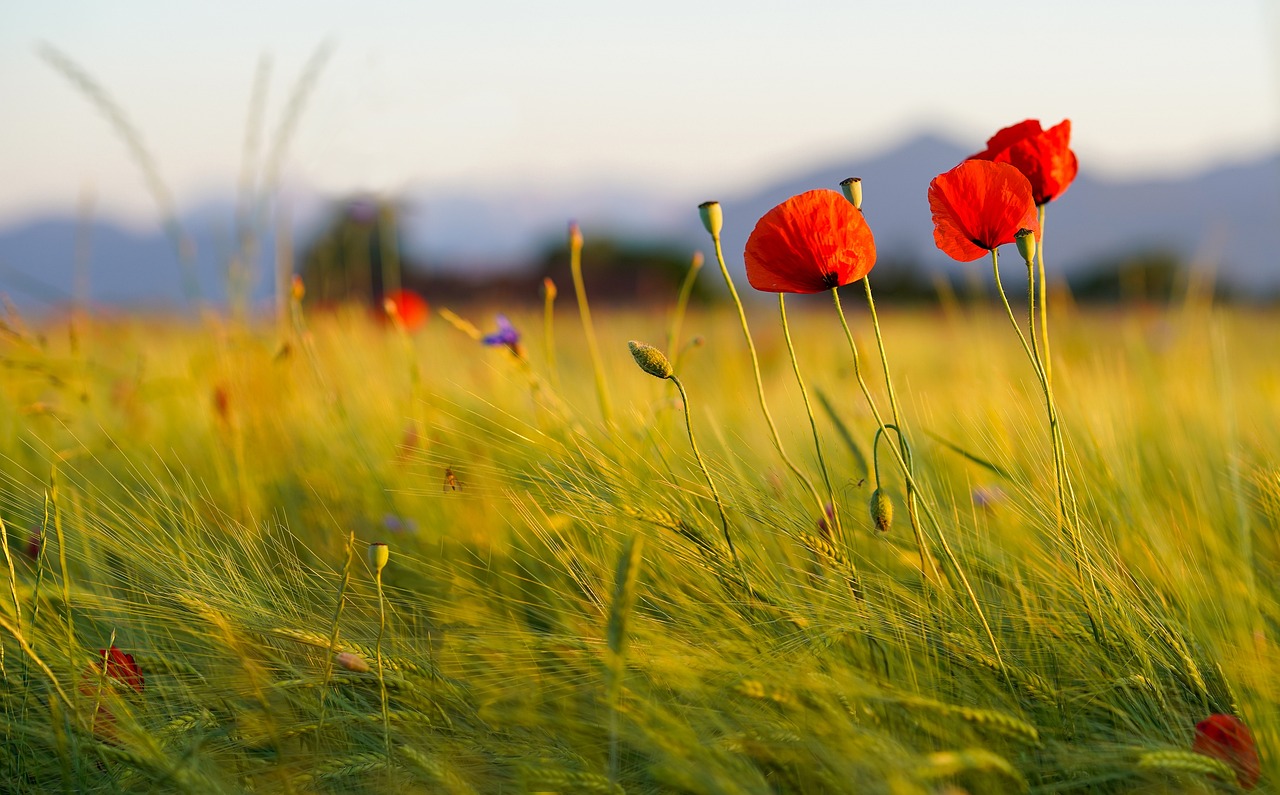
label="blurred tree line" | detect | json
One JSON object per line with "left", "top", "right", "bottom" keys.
{"left": 297, "top": 196, "right": 1231, "bottom": 310}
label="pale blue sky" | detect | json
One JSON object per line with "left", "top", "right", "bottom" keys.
{"left": 1, "top": 0, "right": 1276, "bottom": 222}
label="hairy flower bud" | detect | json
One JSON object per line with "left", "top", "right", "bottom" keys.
{"left": 869, "top": 489, "right": 893, "bottom": 534}
{"left": 628, "top": 340, "right": 674, "bottom": 379}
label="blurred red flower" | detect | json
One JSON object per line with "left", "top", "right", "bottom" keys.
{"left": 928, "top": 161, "right": 1038, "bottom": 262}
{"left": 90, "top": 646, "right": 144, "bottom": 694}
{"left": 1193, "top": 714, "right": 1260, "bottom": 789}
{"left": 79, "top": 646, "right": 144, "bottom": 742}
{"left": 383, "top": 289, "right": 430, "bottom": 331}
{"left": 970, "top": 119, "right": 1078, "bottom": 206}
{"left": 744, "top": 189, "right": 876, "bottom": 293}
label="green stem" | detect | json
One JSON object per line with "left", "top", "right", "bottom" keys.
{"left": 667, "top": 253, "right": 703, "bottom": 372}
{"left": 992, "top": 250, "right": 1086, "bottom": 591}
{"left": 1036, "top": 204, "right": 1052, "bottom": 389}
{"left": 374, "top": 570, "right": 391, "bottom": 763}
{"left": 543, "top": 280, "right": 560, "bottom": 392}
{"left": 569, "top": 233, "right": 613, "bottom": 426}
{"left": 832, "top": 288, "right": 1001, "bottom": 671}
{"left": 779, "top": 294, "right": 843, "bottom": 543}
{"left": 670, "top": 375, "right": 743, "bottom": 580}
{"left": 707, "top": 233, "right": 828, "bottom": 523}
{"left": 862, "top": 277, "right": 930, "bottom": 578}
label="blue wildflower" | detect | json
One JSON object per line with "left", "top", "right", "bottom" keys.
{"left": 482, "top": 314, "right": 520, "bottom": 350}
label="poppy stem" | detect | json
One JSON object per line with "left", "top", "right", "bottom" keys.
{"left": 706, "top": 231, "right": 829, "bottom": 529}
{"left": 669, "top": 374, "right": 746, "bottom": 590}
{"left": 374, "top": 566, "right": 391, "bottom": 763}
{"left": 831, "top": 288, "right": 1004, "bottom": 673}
{"left": 992, "top": 249, "right": 1089, "bottom": 596}
{"left": 1036, "top": 204, "right": 1053, "bottom": 389}
{"left": 778, "top": 294, "right": 844, "bottom": 545}
{"left": 861, "top": 277, "right": 934, "bottom": 581}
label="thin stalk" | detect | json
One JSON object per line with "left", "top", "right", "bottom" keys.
{"left": 667, "top": 252, "right": 703, "bottom": 372}
{"left": 707, "top": 232, "right": 827, "bottom": 522}
{"left": 317, "top": 530, "right": 356, "bottom": 730}
{"left": 862, "top": 277, "right": 930, "bottom": 577}
{"left": 542, "top": 278, "right": 560, "bottom": 391}
{"left": 832, "top": 288, "right": 1002, "bottom": 673}
{"left": 778, "top": 294, "right": 843, "bottom": 542}
{"left": 1036, "top": 204, "right": 1052, "bottom": 388}
{"left": 991, "top": 250, "right": 1086, "bottom": 589}
{"left": 670, "top": 375, "right": 742, "bottom": 578}
{"left": 569, "top": 229, "right": 613, "bottom": 426}
{"left": 373, "top": 567, "right": 391, "bottom": 762}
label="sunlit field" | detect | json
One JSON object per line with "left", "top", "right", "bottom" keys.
{"left": 1, "top": 285, "right": 1276, "bottom": 792}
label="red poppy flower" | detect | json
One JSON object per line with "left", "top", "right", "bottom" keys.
{"left": 383, "top": 289, "right": 429, "bottom": 331}
{"left": 79, "top": 647, "right": 144, "bottom": 742}
{"left": 970, "top": 119, "right": 1078, "bottom": 206}
{"left": 928, "top": 161, "right": 1039, "bottom": 262}
{"left": 744, "top": 189, "right": 876, "bottom": 294}
{"left": 91, "top": 646, "right": 145, "bottom": 694}
{"left": 1193, "top": 714, "right": 1260, "bottom": 789}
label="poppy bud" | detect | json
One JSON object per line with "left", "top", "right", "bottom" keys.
{"left": 839, "top": 177, "right": 863, "bottom": 210}
{"left": 568, "top": 221, "right": 584, "bottom": 250}
{"left": 698, "top": 201, "right": 723, "bottom": 238}
{"left": 368, "top": 542, "right": 389, "bottom": 574}
{"left": 628, "top": 340, "right": 673, "bottom": 379}
{"left": 869, "top": 489, "right": 893, "bottom": 534}
{"left": 1015, "top": 228, "right": 1037, "bottom": 264}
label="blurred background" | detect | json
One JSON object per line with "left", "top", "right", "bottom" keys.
{"left": 1, "top": 0, "right": 1278, "bottom": 310}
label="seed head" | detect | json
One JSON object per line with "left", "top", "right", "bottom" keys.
{"left": 1015, "top": 228, "right": 1037, "bottom": 264}
{"left": 368, "top": 542, "right": 389, "bottom": 574}
{"left": 839, "top": 177, "right": 863, "bottom": 210}
{"left": 628, "top": 340, "right": 674, "bottom": 379}
{"left": 698, "top": 201, "right": 723, "bottom": 238}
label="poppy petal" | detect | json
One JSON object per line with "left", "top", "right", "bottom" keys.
{"left": 1193, "top": 714, "right": 1260, "bottom": 789}
{"left": 970, "top": 119, "right": 1078, "bottom": 205}
{"left": 972, "top": 119, "right": 1044, "bottom": 161}
{"left": 744, "top": 189, "right": 876, "bottom": 294}
{"left": 929, "top": 161, "right": 1038, "bottom": 262}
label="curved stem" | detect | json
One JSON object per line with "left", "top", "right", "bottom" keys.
{"left": 832, "top": 290, "right": 996, "bottom": 667}
{"left": 670, "top": 374, "right": 743, "bottom": 583}
{"left": 709, "top": 233, "right": 827, "bottom": 521}
{"left": 862, "top": 277, "right": 927, "bottom": 575}
{"left": 779, "top": 294, "right": 843, "bottom": 543}
{"left": 993, "top": 250, "right": 1088, "bottom": 596}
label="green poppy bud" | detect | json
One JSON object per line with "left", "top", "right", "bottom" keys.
{"left": 1015, "top": 228, "right": 1037, "bottom": 264}
{"left": 869, "top": 489, "right": 893, "bottom": 534}
{"left": 698, "top": 201, "right": 723, "bottom": 238}
{"left": 368, "top": 542, "right": 389, "bottom": 574}
{"left": 839, "top": 177, "right": 863, "bottom": 210}
{"left": 628, "top": 340, "right": 673, "bottom": 379}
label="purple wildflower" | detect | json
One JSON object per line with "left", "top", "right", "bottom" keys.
{"left": 482, "top": 314, "right": 521, "bottom": 350}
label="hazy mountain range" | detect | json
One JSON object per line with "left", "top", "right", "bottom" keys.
{"left": 1, "top": 132, "right": 1277, "bottom": 308}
